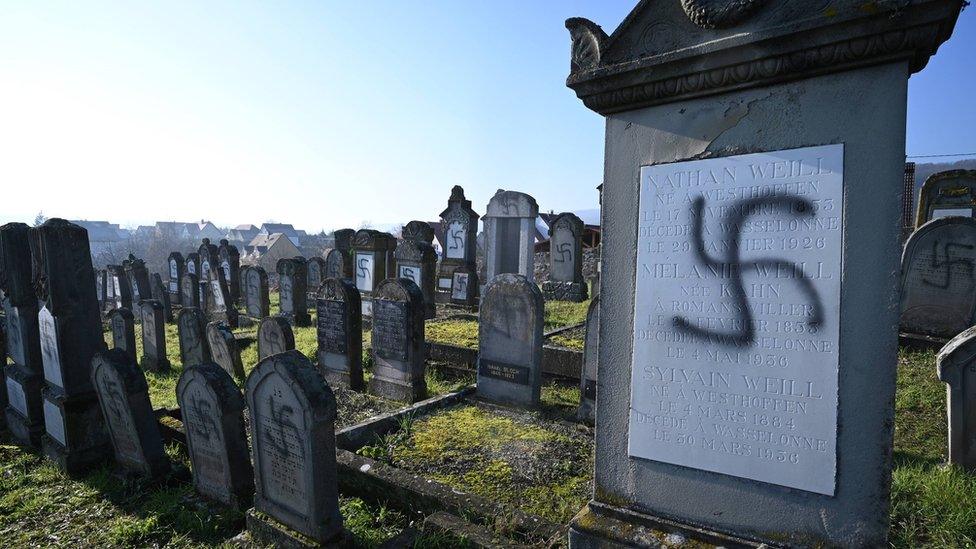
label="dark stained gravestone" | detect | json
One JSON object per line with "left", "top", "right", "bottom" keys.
{"left": 198, "top": 238, "right": 220, "bottom": 283}
{"left": 91, "top": 348, "right": 170, "bottom": 479}
{"left": 449, "top": 265, "right": 478, "bottom": 307}
{"left": 185, "top": 252, "right": 200, "bottom": 280}
{"left": 316, "top": 278, "right": 364, "bottom": 391}
{"left": 332, "top": 228, "right": 354, "bottom": 253}
{"left": 167, "top": 252, "right": 185, "bottom": 306}
{"left": 938, "top": 327, "right": 976, "bottom": 472}
{"left": 369, "top": 279, "right": 426, "bottom": 403}
{"left": 578, "top": 295, "right": 599, "bottom": 424}
{"left": 323, "top": 248, "right": 352, "bottom": 281}
{"left": 395, "top": 222, "right": 437, "bottom": 319}
{"left": 206, "top": 274, "right": 240, "bottom": 328}
{"left": 139, "top": 300, "right": 170, "bottom": 373}
{"left": 178, "top": 307, "right": 212, "bottom": 368}
{"left": 123, "top": 254, "right": 151, "bottom": 308}
{"left": 108, "top": 308, "right": 137, "bottom": 363}
{"left": 107, "top": 264, "right": 132, "bottom": 311}
{"left": 207, "top": 322, "right": 245, "bottom": 381}
{"left": 150, "top": 273, "right": 173, "bottom": 322}
{"left": 541, "top": 212, "right": 588, "bottom": 302}
{"left": 0, "top": 323, "right": 6, "bottom": 437}
{"left": 258, "top": 316, "right": 295, "bottom": 361}
{"left": 277, "top": 257, "right": 311, "bottom": 327}
{"left": 177, "top": 362, "right": 254, "bottom": 509}
{"left": 243, "top": 265, "right": 270, "bottom": 320}
{"left": 916, "top": 170, "right": 976, "bottom": 228}
{"left": 476, "top": 274, "right": 543, "bottom": 407}
{"left": 1, "top": 222, "right": 46, "bottom": 448}
{"left": 483, "top": 190, "right": 539, "bottom": 283}
{"left": 307, "top": 257, "right": 326, "bottom": 298}
{"left": 218, "top": 239, "right": 241, "bottom": 304}
{"left": 245, "top": 350, "right": 345, "bottom": 546}
{"left": 95, "top": 269, "right": 107, "bottom": 310}
{"left": 435, "top": 186, "right": 480, "bottom": 303}
{"left": 31, "top": 218, "right": 111, "bottom": 473}
{"left": 181, "top": 272, "right": 200, "bottom": 309}
{"left": 901, "top": 217, "right": 976, "bottom": 339}
{"left": 352, "top": 229, "right": 397, "bottom": 316}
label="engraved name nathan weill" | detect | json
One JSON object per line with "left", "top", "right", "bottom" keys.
{"left": 630, "top": 144, "right": 843, "bottom": 496}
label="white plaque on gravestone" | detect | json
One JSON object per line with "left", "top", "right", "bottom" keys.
{"left": 43, "top": 398, "right": 66, "bottom": 446}
{"left": 39, "top": 306, "right": 65, "bottom": 390}
{"left": 446, "top": 221, "right": 465, "bottom": 259}
{"left": 398, "top": 265, "right": 421, "bottom": 288}
{"left": 629, "top": 144, "right": 844, "bottom": 496}
{"left": 6, "top": 377, "right": 27, "bottom": 416}
{"left": 355, "top": 253, "right": 374, "bottom": 292}
{"left": 170, "top": 259, "right": 178, "bottom": 279}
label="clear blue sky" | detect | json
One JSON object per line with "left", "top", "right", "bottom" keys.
{"left": 1, "top": 2, "right": 972, "bottom": 232}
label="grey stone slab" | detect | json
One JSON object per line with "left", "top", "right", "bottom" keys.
{"left": 368, "top": 279, "right": 426, "bottom": 403}
{"left": 178, "top": 307, "right": 212, "bottom": 368}
{"left": 108, "top": 308, "right": 136, "bottom": 363}
{"left": 307, "top": 257, "right": 326, "bottom": 296}
{"left": 139, "top": 300, "right": 170, "bottom": 373}
{"left": 185, "top": 253, "right": 201, "bottom": 278}
{"left": 181, "top": 273, "right": 200, "bottom": 309}
{"left": 352, "top": 230, "right": 397, "bottom": 296}
{"left": 277, "top": 257, "right": 311, "bottom": 327}
{"left": 483, "top": 190, "right": 538, "bottom": 283}
{"left": 258, "top": 316, "right": 295, "bottom": 361}
{"left": 449, "top": 265, "right": 478, "bottom": 306}
{"left": 548, "top": 212, "right": 585, "bottom": 284}
{"left": 323, "top": 248, "right": 352, "bottom": 281}
{"left": 207, "top": 322, "right": 245, "bottom": 381}
{"left": 150, "top": 273, "right": 173, "bottom": 322}
{"left": 937, "top": 326, "right": 976, "bottom": 472}
{"left": 123, "top": 255, "right": 151, "bottom": 307}
{"left": 167, "top": 252, "right": 185, "bottom": 305}
{"left": 316, "top": 278, "right": 364, "bottom": 391}
{"left": 916, "top": 170, "right": 976, "bottom": 227}
{"left": 394, "top": 237, "right": 437, "bottom": 319}
{"left": 243, "top": 265, "right": 270, "bottom": 319}
{"left": 578, "top": 295, "right": 599, "bottom": 424}
{"left": 107, "top": 264, "right": 132, "bottom": 311}
{"left": 218, "top": 239, "right": 241, "bottom": 304}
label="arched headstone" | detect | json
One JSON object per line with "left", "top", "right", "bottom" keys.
{"left": 307, "top": 257, "right": 326, "bottom": 297}
{"left": 181, "top": 273, "right": 200, "bottom": 309}
{"left": 139, "top": 300, "right": 170, "bottom": 372}
{"left": 243, "top": 265, "right": 270, "bottom": 319}
{"left": 483, "top": 190, "right": 539, "bottom": 283}
{"left": 150, "top": 273, "right": 173, "bottom": 322}
{"left": 323, "top": 248, "right": 352, "bottom": 281}
{"left": 258, "top": 316, "right": 296, "bottom": 361}
{"left": 369, "top": 279, "right": 426, "bottom": 403}
{"left": 436, "top": 186, "right": 480, "bottom": 302}
{"left": 316, "top": 278, "right": 363, "bottom": 391}
{"left": 218, "top": 239, "right": 241, "bottom": 304}
{"left": 937, "top": 326, "right": 976, "bottom": 472}
{"left": 167, "top": 252, "right": 185, "bottom": 306}
{"left": 207, "top": 322, "right": 245, "bottom": 382}
{"left": 276, "top": 258, "right": 311, "bottom": 327}
{"left": 542, "top": 212, "right": 588, "bottom": 302}
{"left": 108, "top": 308, "right": 136, "bottom": 363}
{"left": 477, "top": 274, "right": 543, "bottom": 407}
{"left": 178, "top": 307, "right": 212, "bottom": 367}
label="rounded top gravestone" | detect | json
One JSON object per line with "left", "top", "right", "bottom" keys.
{"left": 401, "top": 221, "right": 434, "bottom": 244}
{"left": 916, "top": 169, "right": 976, "bottom": 228}
{"left": 178, "top": 307, "right": 212, "bottom": 367}
{"left": 258, "top": 316, "right": 296, "bottom": 360}
{"left": 485, "top": 190, "right": 539, "bottom": 218}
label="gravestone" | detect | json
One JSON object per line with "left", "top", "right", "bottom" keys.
{"left": 181, "top": 273, "right": 200, "bottom": 308}
{"left": 1, "top": 222, "right": 46, "bottom": 447}
{"left": 316, "top": 278, "right": 364, "bottom": 391}
{"left": 123, "top": 255, "right": 151, "bottom": 307}
{"left": 95, "top": 269, "right": 107, "bottom": 310}
{"left": 449, "top": 265, "right": 478, "bottom": 306}
{"left": 276, "top": 257, "right": 311, "bottom": 327}
{"left": 206, "top": 274, "right": 240, "bottom": 328}
{"left": 258, "top": 316, "right": 295, "bottom": 361}
{"left": 393, "top": 236, "right": 437, "bottom": 319}
{"left": 435, "top": 186, "right": 480, "bottom": 303}
{"left": 916, "top": 170, "right": 976, "bottom": 227}
{"left": 178, "top": 307, "right": 212, "bottom": 367}
{"left": 150, "top": 273, "right": 173, "bottom": 322}
{"left": 332, "top": 228, "right": 355, "bottom": 253}
{"left": 937, "top": 327, "right": 976, "bottom": 472}
{"left": 107, "top": 264, "right": 132, "bottom": 311}
{"left": 476, "top": 274, "right": 543, "bottom": 407}
{"left": 207, "top": 322, "right": 245, "bottom": 381}
{"left": 483, "top": 190, "right": 539, "bottom": 283}
{"left": 91, "top": 349, "right": 170, "bottom": 478}
{"left": 177, "top": 362, "right": 254, "bottom": 508}
{"left": 185, "top": 253, "right": 201, "bottom": 279}
{"left": 198, "top": 239, "right": 220, "bottom": 283}
{"left": 563, "top": 2, "right": 962, "bottom": 545}
{"left": 108, "top": 308, "right": 137, "bottom": 363}
{"left": 245, "top": 350, "right": 345, "bottom": 546}
{"left": 167, "top": 252, "right": 185, "bottom": 305}
{"left": 541, "top": 212, "right": 588, "bottom": 302}
{"left": 0, "top": 325, "right": 6, "bottom": 437}
{"left": 353, "top": 229, "right": 397, "bottom": 316}
{"left": 307, "top": 257, "right": 326, "bottom": 298}
{"left": 218, "top": 239, "right": 241, "bottom": 304}
{"left": 31, "top": 219, "right": 111, "bottom": 473}
{"left": 900, "top": 217, "right": 976, "bottom": 339}
{"left": 323, "top": 248, "right": 352, "bottom": 281}
{"left": 139, "top": 300, "right": 170, "bottom": 372}
{"left": 578, "top": 295, "right": 599, "bottom": 424}
{"left": 243, "top": 265, "right": 270, "bottom": 319}
{"left": 369, "top": 279, "right": 426, "bottom": 403}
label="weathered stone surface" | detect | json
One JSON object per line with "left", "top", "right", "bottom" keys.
{"left": 181, "top": 273, "right": 200, "bottom": 308}
{"left": 185, "top": 253, "right": 201, "bottom": 279}
{"left": 95, "top": 269, "right": 107, "bottom": 309}
{"left": 91, "top": 348, "right": 170, "bottom": 478}
{"left": 150, "top": 273, "right": 173, "bottom": 322}
{"left": 369, "top": 279, "right": 426, "bottom": 403}
{"left": 205, "top": 273, "right": 240, "bottom": 328}
{"left": 245, "top": 350, "right": 344, "bottom": 544}
{"left": 178, "top": 307, "right": 212, "bottom": 368}
{"left": 402, "top": 220, "right": 434, "bottom": 244}
{"left": 167, "top": 252, "right": 185, "bottom": 305}
{"left": 353, "top": 230, "right": 397, "bottom": 313}
{"left": 436, "top": 187, "right": 480, "bottom": 303}
{"left": 207, "top": 322, "right": 245, "bottom": 381}
{"left": 123, "top": 255, "right": 151, "bottom": 308}
{"left": 139, "top": 300, "right": 170, "bottom": 373}
{"left": 198, "top": 239, "right": 220, "bottom": 283}
{"left": 483, "top": 190, "right": 539, "bottom": 283}
{"left": 578, "top": 296, "right": 599, "bottom": 424}
{"left": 323, "top": 248, "right": 352, "bottom": 281}
{"left": 108, "top": 308, "right": 136, "bottom": 363}
{"left": 916, "top": 170, "right": 976, "bottom": 228}
{"left": 476, "top": 274, "right": 543, "bottom": 407}
{"left": 900, "top": 217, "right": 976, "bottom": 339}
{"left": 316, "top": 278, "right": 364, "bottom": 391}
{"left": 937, "top": 327, "right": 976, "bottom": 472}
{"left": 277, "top": 257, "right": 311, "bottom": 327}
{"left": 307, "top": 257, "right": 326, "bottom": 297}
{"left": 218, "top": 239, "right": 241, "bottom": 304}
{"left": 177, "top": 362, "right": 254, "bottom": 508}
{"left": 394, "top": 236, "right": 437, "bottom": 319}
{"left": 258, "top": 316, "right": 296, "bottom": 361}
{"left": 243, "top": 265, "right": 270, "bottom": 319}
{"left": 107, "top": 264, "right": 132, "bottom": 311}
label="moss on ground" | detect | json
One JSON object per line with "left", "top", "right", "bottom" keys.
{"left": 425, "top": 320, "right": 479, "bottom": 349}
{"left": 543, "top": 300, "right": 590, "bottom": 329}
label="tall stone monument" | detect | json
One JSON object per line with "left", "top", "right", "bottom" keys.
{"left": 352, "top": 229, "right": 397, "bottom": 315}
{"left": 218, "top": 239, "right": 241, "bottom": 304}
{"left": 937, "top": 326, "right": 976, "bottom": 472}
{"left": 915, "top": 170, "right": 976, "bottom": 228}
{"left": 369, "top": 279, "right": 426, "bottom": 403}
{"left": 483, "top": 190, "right": 539, "bottom": 283}
{"left": 276, "top": 257, "right": 311, "bottom": 327}
{"left": 167, "top": 251, "right": 185, "bottom": 306}
{"left": 435, "top": 185, "right": 479, "bottom": 303}
{"left": 178, "top": 307, "right": 212, "bottom": 368}
{"left": 541, "top": 212, "right": 588, "bottom": 302}
{"left": 316, "top": 278, "right": 364, "bottom": 391}
{"left": 185, "top": 253, "right": 201, "bottom": 280}
{"left": 198, "top": 238, "right": 220, "bottom": 283}
{"left": 181, "top": 273, "right": 200, "bottom": 308}
{"left": 107, "top": 264, "right": 132, "bottom": 311}
{"left": 139, "top": 300, "right": 170, "bottom": 372}
{"left": 243, "top": 265, "right": 270, "bottom": 320}
{"left": 395, "top": 221, "right": 437, "bottom": 319}
{"left": 563, "top": 1, "right": 962, "bottom": 546}
{"left": 123, "top": 254, "right": 151, "bottom": 308}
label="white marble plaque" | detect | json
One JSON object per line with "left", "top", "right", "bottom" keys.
{"left": 169, "top": 260, "right": 178, "bottom": 279}
{"left": 629, "top": 144, "right": 844, "bottom": 496}
{"left": 438, "top": 277, "right": 452, "bottom": 290}
{"left": 446, "top": 221, "right": 466, "bottom": 259}
{"left": 355, "top": 253, "right": 374, "bottom": 292}
{"left": 187, "top": 261, "right": 196, "bottom": 275}
{"left": 398, "top": 265, "right": 421, "bottom": 287}
{"left": 44, "top": 398, "right": 66, "bottom": 446}
{"left": 39, "top": 307, "right": 65, "bottom": 390}
{"left": 6, "top": 377, "right": 27, "bottom": 416}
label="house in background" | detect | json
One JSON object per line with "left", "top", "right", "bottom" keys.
{"left": 245, "top": 232, "right": 302, "bottom": 271}
{"left": 153, "top": 220, "right": 224, "bottom": 242}
{"left": 226, "top": 224, "right": 259, "bottom": 248}
{"left": 535, "top": 209, "right": 601, "bottom": 252}
{"left": 258, "top": 223, "right": 305, "bottom": 248}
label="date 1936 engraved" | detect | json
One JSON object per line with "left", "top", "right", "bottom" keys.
{"left": 629, "top": 144, "right": 844, "bottom": 495}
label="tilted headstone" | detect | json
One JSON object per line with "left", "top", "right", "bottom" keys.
{"left": 937, "top": 327, "right": 976, "bottom": 472}
{"left": 435, "top": 185, "right": 480, "bottom": 302}
{"left": 316, "top": 278, "right": 364, "bottom": 391}
{"left": 276, "top": 257, "right": 311, "bottom": 326}
{"left": 91, "top": 348, "right": 170, "bottom": 478}
{"left": 244, "top": 350, "right": 345, "bottom": 545}
{"left": 181, "top": 272, "right": 200, "bottom": 308}
{"left": 177, "top": 362, "right": 254, "bottom": 509}
{"left": 477, "top": 274, "right": 543, "bottom": 407}
{"left": 139, "top": 300, "right": 170, "bottom": 372}
{"left": 167, "top": 252, "right": 185, "bottom": 305}
{"left": 561, "top": 2, "right": 961, "bottom": 545}
{"left": 218, "top": 239, "right": 242, "bottom": 304}
{"left": 107, "top": 264, "right": 132, "bottom": 311}
{"left": 108, "top": 308, "right": 137, "bottom": 363}
{"left": 307, "top": 257, "right": 326, "bottom": 298}
{"left": 394, "top": 235, "right": 437, "bottom": 319}
{"left": 150, "top": 273, "right": 173, "bottom": 322}
{"left": 323, "top": 248, "right": 352, "bottom": 281}
{"left": 353, "top": 229, "right": 397, "bottom": 316}
{"left": 578, "top": 295, "right": 599, "bottom": 424}
{"left": 198, "top": 238, "right": 220, "bottom": 282}
{"left": 207, "top": 322, "right": 245, "bottom": 381}
{"left": 916, "top": 170, "right": 976, "bottom": 228}
{"left": 243, "top": 265, "right": 270, "bottom": 319}
{"left": 258, "top": 316, "right": 295, "bottom": 361}
{"left": 369, "top": 279, "right": 426, "bottom": 403}
{"left": 1, "top": 222, "right": 45, "bottom": 447}
{"left": 206, "top": 274, "right": 240, "bottom": 328}
{"left": 185, "top": 252, "right": 201, "bottom": 279}
{"left": 123, "top": 254, "right": 151, "bottom": 307}
{"left": 483, "top": 190, "right": 539, "bottom": 283}
{"left": 900, "top": 217, "right": 976, "bottom": 339}
{"left": 178, "top": 307, "right": 212, "bottom": 368}
{"left": 449, "top": 265, "right": 478, "bottom": 306}
{"left": 541, "top": 212, "right": 588, "bottom": 302}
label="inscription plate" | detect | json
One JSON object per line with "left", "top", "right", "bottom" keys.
{"left": 438, "top": 277, "right": 452, "bottom": 290}
{"left": 452, "top": 273, "right": 469, "bottom": 300}
{"left": 170, "top": 259, "right": 178, "bottom": 279}
{"left": 39, "top": 307, "right": 65, "bottom": 390}
{"left": 6, "top": 377, "right": 27, "bottom": 416}
{"left": 398, "top": 265, "right": 421, "bottom": 287}
{"left": 4, "top": 303, "right": 25, "bottom": 366}
{"left": 629, "top": 144, "right": 844, "bottom": 496}
{"left": 355, "top": 253, "right": 374, "bottom": 292}
{"left": 280, "top": 276, "right": 294, "bottom": 315}
{"left": 372, "top": 300, "right": 408, "bottom": 361}
{"left": 44, "top": 399, "right": 66, "bottom": 446}
{"left": 478, "top": 359, "right": 530, "bottom": 385}
{"left": 446, "top": 221, "right": 465, "bottom": 259}
{"left": 254, "top": 376, "right": 308, "bottom": 515}
{"left": 317, "top": 300, "right": 347, "bottom": 354}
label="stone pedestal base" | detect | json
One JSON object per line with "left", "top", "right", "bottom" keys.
{"left": 5, "top": 365, "right": 46, "bottom": 448}
{"left": 41, "top": 389, "right": 111, "bottom": 475}
{"left": 542, "top": 281, "right": 588, "bottom": 302}
{"left": 246, "top": 509, "right": 348, "bottom": 549}
{"left": 569, "top": 501, "right": 766, "bottom": 549}
{"left": 322, "top": 369, "right": 364, "bottom": 393}
{"left": 6, "top": 408, "right": 44, "bottom": 448}
{"left": 368, "top": 376, "right": 426, "bottom": 404}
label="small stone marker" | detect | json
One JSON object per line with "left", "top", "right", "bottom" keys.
{"left": 483, "top": 190, "right": 539, "bottom": 283}
{"left": 167, "top": 252, "right": 185, "bottom": 305}
{"left": 218, "top": 239, "right": 241, "bottom": 304}
{"left": 181, "top": 273, "right": 200, "bottom": 308}
{"left": 91, "top": 348, "right": 170, "bottom": 478}
{"left": 150, "top": 273, "right": 173, "bottom": 322}
{"left": 108, "top": 308, "right": 137, "bottom": 363}
{"left": 245, "top": 350, "right": 345, "bottom": 545}
{"left": 243, "top": 265, "right": 270, "bottom": 319}
{"left": 206, "top": 322, "right": 245, "bottom": 381}
{"left": 449, "top": 265, "right": 478, "bottom": 306}
{"left": 578, "top": 295, "right": 599, "bottom": 423}
{"left": 177, "top": 361, "right": 254, "bottom": 509}
{"left": 258, "top": 316, "right": 296, "bottom": 361}
{"left": 900, "top": 217, "right": 976, "bottom": 339}
{"left": 937, "top": 326, "right": 976, "bottom": 472}
{"left": 916, "top": 170, "right": 976, "bottom": 227}
{"left": 139, "top": 300, "right": 170, "bottom": 372}
{"left": 369, "top": 279, "right": 426, "bottom": 403}
{"left": 178, "top": 307, "right": 212, "bottom": 367}
{"left": 323, "top": 248, "right": 352, "bottom": 280}
{"left": 316, "top": 278, "right": 364, "bottom": 391}
{"left": 307, "top": 257, "right": 326, "bottom": 296}
{"left": 477, "top": 274, "right": 543, "bottom": 407}
{"left": 435, "top": 186, "right": 480, "bottom": 303}
{"left": 276, "top": 257, "right": 311, "bottom": 326}
{"left": 542, "top": 212, "right": 588, "bottom": 302}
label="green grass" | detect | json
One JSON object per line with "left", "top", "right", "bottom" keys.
{"left": 425, "top": 320, "right": 479, "bottom": 349}
{"left": 543, "top": 299, "right": 590, "bottom": 329}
